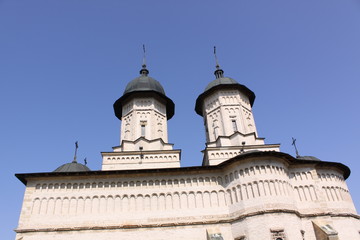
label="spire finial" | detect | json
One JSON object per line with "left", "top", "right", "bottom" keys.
{"left": 292, "top": 137, "right": 300, "bottom": 158}
{"left": 214, "top": 46, "right": 220, "bottom": 69}
{"left": 213, "top": 46, "right": 224, "bottom": 78}
{"left": 142, "top": 44, "right": 146, "bottom": 68}
{"left": 140, "top": 44, "right": 149, "bottom": 76}
{"left": 73, "top": 141, "right": 78, "bottom": 163}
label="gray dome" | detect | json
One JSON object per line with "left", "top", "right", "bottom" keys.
{"left": 204, "top": 77, "right": 238, "bottom": 91}
{"left": 114, "top": 71, "right": 175, "bottom": 120}
{"left": 123, "top": 76, "right": 166, "bottom": 95}
{"left": 296, "top": 156, "right": 322, "bottom": 161}
{"left": 53, "top": 162, "right": 91, "bottom": 172}
{"left": 195, "top": 70, "right": 255, "bottom": 116}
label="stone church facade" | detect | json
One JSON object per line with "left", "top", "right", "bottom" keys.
{"left": 15, "top": 61, "right": 359, "bottom": 240}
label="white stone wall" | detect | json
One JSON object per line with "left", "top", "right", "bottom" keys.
{"left": 114, "top": 138, "right": 174, "bottom": 152}
{"left": 231, "top": 213, "right": 304, "bottom": 240}
{"left": 18, "top": 172, "right": 229, "bottom": 231}
{"left": 15, "top": 224, "right": 234, "bottom": 240}
{"left": 102, "top": 150, "right": 181, "bottom": 170}
{"left": 203, "top": 90, "right": 259, "bottom": 144}
{"left": 200, "top": 88, "right": 277, "bottom": 167}
{"left": 16, "top": 156, "right": 360, "bottom": 240}
{"left": 121, "top": 98, "right": 168, "bottom": 143}
{"left": 204, "top": 145, "right": 280, "bottom": 166}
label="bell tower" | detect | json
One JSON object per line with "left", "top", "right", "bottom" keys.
{"left": 195, "top": 52, "right": 280, "bottom": 166}
{"left": 101, "top": 61, "right": 180, "bottom": 170}
{"left": 114, "top": 65, "right": 173, "bottom": 146}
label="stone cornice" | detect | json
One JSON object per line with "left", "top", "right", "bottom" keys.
{"left": 203, "top": 144, "right": 280, "bottom": 151}
{"left": 15, "top": 209, "right": 360, "bottom": 233}
{"left": 102, "top": 149, "right": 181, "bottom": 156}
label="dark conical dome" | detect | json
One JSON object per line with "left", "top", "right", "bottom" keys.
{"left": 204, "top": 76, "right": 238, "bottom": 91}
{"left": 296, "top": 156, "right": 322, "bottom": 161}
{"left": 53, "top": 162, "right": 91, "bottom": 172}
{"left": 195, "top": 68, "right": 255, "bottom": 116}
{"left": 114, "top": 68, "right": 175, "bottom": 120}
{"left": 123, "top": 75, "right": 166, "bottom": 95}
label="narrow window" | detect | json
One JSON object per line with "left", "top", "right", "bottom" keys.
{"left": 214, "top": 127, "right": 219, "bottom": 139}
{"left": 141, "top": 124, "right": 145, "bottom": 137}
{"left": 232, "top": 120, "right": 238, "bottom": 132}
{"left": 140, "top": 121, "right": 147, "bottom": 137}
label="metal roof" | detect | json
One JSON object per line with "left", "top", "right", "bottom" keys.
{"left": 113, "top": 75, "right": 175, "bottom": 120}
{"left": 53, "top": 162, "right": 91, "bottom": 173}
{"left": 204, "top": 77, "right": 238, "bottom": 91}
{"left": 123, "top": 76, "right": 166, "bottom": 95}
{"left": 296, "top": 156, "right": 322, "bottom": 161}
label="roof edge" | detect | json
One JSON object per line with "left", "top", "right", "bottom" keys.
{"left": 15, "top": 151, "right": 350, "bottom": 185}
{"left": 114, "top": 91, "right": 175, "bottom": 120}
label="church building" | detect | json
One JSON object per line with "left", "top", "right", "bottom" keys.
{"left": 15, "top": 58, "right": 360, "bottom": 240}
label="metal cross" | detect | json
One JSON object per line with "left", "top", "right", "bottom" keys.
{"left": 214, "top": 46, "right": 220, "bottom": 69}
{"left": 142, "top": 44, "right": 147, "bottom": 68}
{"left": 292, "top": 137, "right": 300, "bottom": 158}
{"left": 73, "top": 141, "right": 78, "bottom": 163}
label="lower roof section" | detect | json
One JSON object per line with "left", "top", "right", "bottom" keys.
{"left": 15, "top": 151, "right": 350, "bottom": 185}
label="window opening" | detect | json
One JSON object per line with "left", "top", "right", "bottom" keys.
{"left": 234, "top": 235, "right": 246, "bottom": 240}
{"left": 232, "top": 120, "right": 238, "bottom": 132}
{"left": 141, "top": 125, "right": 145, "bottom": 136}
{"left": 214, "top": 127, "right": 219, "bottom": 139}
{"left": 271, "top": 229, "right": 286, "bottom": 240}
{"left": 140, "top": 121, "right": 147, "bottom": 137}
{"left": 208, "top": 233, "right": 224, "bottom": 240}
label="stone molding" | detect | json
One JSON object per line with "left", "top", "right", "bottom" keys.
{"left": 15, "top": 209, "right": 360, "bottom": 233}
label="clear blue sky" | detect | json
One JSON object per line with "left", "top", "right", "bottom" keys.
{"left": 1, "top": 1, "right": 359, "bottom": 238}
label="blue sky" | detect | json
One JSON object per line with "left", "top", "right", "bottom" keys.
{"left": 1, "top": 1, "right": 359, "bottom": 238}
